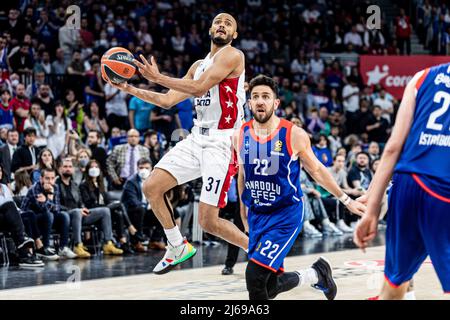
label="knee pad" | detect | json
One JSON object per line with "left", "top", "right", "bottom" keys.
{"left": 245, "top": 260, "right": 273, "bottom": 300}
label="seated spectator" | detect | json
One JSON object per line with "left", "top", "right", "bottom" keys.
{"left": 300, "top": 170, "right": 343, "bottom": 236}
{"left": 312, "top": 134, "right": 333, "bottom": 167}
{"left": 11, "top": 83, "right": 31, "bottom": 134}
{"left": 86, "top": 130, "right": 107, "bottom": 174}
{"left": 367, "top": 141, "right": 380, "bottom": 161}
{"left": 365, "top": 105, "right": 390, "bottom": 144}
{"left": 21, "top": 167, "right": 76, "bottom": 260}
{"left": 328, "top": 126, "right": 342, "bottom": 157}
{"left": 31, "top": 148, "right": 55, "bottom": 184}
{"left": 373, "top": 88, "right": 394, "bottom": 124}
{"left": 73, "top": 148, "right": 91, "bottom": 185}
{"left": 23, "top": 99, "right": 48, "bottom": 149}
{"left": 79, "top": 160, "right": 125, "bottom": 255}
{"left": 344, "top": 25, "right": 363, "bottom": 49}
{"left": 0, "top": 128, "right": 19, "bottom": 183}
{"left": 57, "top": 157, "right": 120, "bottom": 258}
{"left": 12, "top": 170, "right": 32, "bottom": 196}
{"left": 65, "top": 89, "right": 85, "bottom": 138}
{"left": 0, "top": 164, "right": 43, "bottom": 267}
{"left": 0, "top": 89, "right": 14, "bottom": 129}
{"left": 46, "top": 100, "right": 72, "bottom": 159}
{"left": 107, "top": 129, "right": 150, "bottom": 189}
{"left": 11, "top": 127, "right": 39, "bottom": 175}
{"left": 347, "top": 151, "right": 373, "bottom": 192}
{"left": 35, "top": 84, "right": 54, "bottom": 116}
{"left": 306, "top": 108, "right": 325, "bottom": 134}
{"left": 122, "top": 158, "right": 166, "bottom": 251}
{"left": 83, "top": 101, "right": 109, "bottom": 138}
{"left": 143, "top": 130, "right": 162, "bottom": 166}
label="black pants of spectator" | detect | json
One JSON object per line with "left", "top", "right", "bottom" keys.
{"left": 0, "top": 202, "right": 27, "bottom": 246}
{"left": 107, "top": 114, "right": 128, "bottom": 131}
{"left": 109, "top": 204, "right": 132, "bottom": 240}
{"left": 220, "top": 201, "right": 244, "bottom": 269}
{"left": 398, "top": 37, "right": 411, "bottom": 55}
{"left": 126, "top": 206, "right": 164, "bottom": 243}
{"left": 322, "top": 197, "right": 357, "bottom": 225}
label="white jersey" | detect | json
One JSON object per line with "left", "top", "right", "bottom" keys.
{"left": 193, "top": 45, "right": 245, "bottom": 131}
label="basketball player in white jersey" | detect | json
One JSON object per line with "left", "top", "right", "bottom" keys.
{"left": 107, "top": 13, "right": 248, "bottom": 274}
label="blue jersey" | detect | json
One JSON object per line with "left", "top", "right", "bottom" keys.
{"left": 240, "top": 118, "right": 303, "bottom": 213}
{"left": 395, "top": 62, "right": 450, "bottom": 196}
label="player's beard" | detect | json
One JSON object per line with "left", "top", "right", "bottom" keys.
{"left": 252, "top": 104, "right": 275, "bottom": 124}
{"left": 210, "top": 32, "right": 233, "bottom": 46}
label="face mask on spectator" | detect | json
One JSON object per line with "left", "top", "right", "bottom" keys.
{"left": 107, "top": 27, "right": 115, "bottom": 34}
{"left": 138, "top": 168, "right": 150, "bottom": 180}
{"left": 88, "top": 167, "right": 100, "bottom": 177}
{"left": 79, "top": 158, "right": 89, "bottom": 168}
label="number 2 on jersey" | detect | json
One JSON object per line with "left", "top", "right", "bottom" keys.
{"left": 426, "top": 91, "right": 450, "bottom": 131}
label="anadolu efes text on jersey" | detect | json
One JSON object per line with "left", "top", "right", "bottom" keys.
{"left": 395, "top": 62, "right": 450, "bottom": 191}
{"left": 239, "top": 119, "right": 303, "bottom": 214}
{"left": 193, "top": 46, "right": 245, "bottom": 130}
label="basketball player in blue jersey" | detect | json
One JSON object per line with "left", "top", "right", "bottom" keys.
{"left": 355, "top": 62, "right": 450, "bottom": 299}
{"left": 234, "top": 75, "right": 366, "bottom": 300}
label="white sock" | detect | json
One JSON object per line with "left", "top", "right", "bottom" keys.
{"left": 295, "top": 268, "right": 319, "bottom": 287}
{"left": 404, "top": 291, "right": 416, "bottom": 300}
{"left": 164, "top": 226, "right": 183, "bottom": 247}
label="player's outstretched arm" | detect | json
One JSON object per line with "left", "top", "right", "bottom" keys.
{"left": 105, "top": 60, "right": 201, "bottom": 109}
{"left": 133, "top": 48, "right": 242, "bottom": 97}
{"left": 291, "top": 126, "right": 366, "bottom": 216}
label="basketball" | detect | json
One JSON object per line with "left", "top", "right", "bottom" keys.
{"left": 101, "top": 47, "right": 136, "bottom": 83}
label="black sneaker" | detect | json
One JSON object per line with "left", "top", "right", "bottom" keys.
{"left": 120, "top": 242, "right": 135, "bottom": 255}
{"left": 36, "top": 247, "right": 59, "bottom": 261}
{"left": 221, "top": 266, "right": 234, "bottom": 275}
{"left": 17, "top": 237, "right": 35, "bottom": 250}
{"left": 311, "top": 257, "right": 337, "bottom": 300}
{"left": 19, "top": 252, "right": 45, "bottom": 268}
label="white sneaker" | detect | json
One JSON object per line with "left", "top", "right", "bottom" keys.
{"left": 336, "top": 220, "right": 354, "bottom": 233}
{"left": 58, "top": 246, "right": 78, "bottom": 259}
{"left": 323, "top": 222, "right": 344, "bottom": 236}
{"left": 153, "top": 238, "right": 197, "bottom": 275}
{"left": 303, "top": 223, "right": 323, "bottom": 238}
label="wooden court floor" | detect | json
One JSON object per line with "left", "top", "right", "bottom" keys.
{"left": 0, "top": 245, "right": 447, "bottom": 300}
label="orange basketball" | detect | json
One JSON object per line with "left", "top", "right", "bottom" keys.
{"left": 101, "top": 47, "right": 136, "bottom": 83}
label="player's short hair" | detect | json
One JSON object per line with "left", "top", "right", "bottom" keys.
{"left": 248, "top": 75, "right": 279, "bottom": 98}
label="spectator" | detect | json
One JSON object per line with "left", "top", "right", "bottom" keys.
{"left": 73, "top": 148, "right": 91, "bottom": 185}
{"left": 65, "top": 89, "right": 84, "bottom": 137}
{"left": 86, "top": 130, "right": 107, "bottom": 174}
{"left": 34, "top": 51, "right": 51, "bottom": 74}
{"left": 23, "top": 99, "right": 48, "bottom": 149}
{"left": 306, "top": 108, "right": 325, "bottom": 134}
{"left": 342, "top": 76, "right": 360, "bottom": 129}
{"left": 11, "top": 127, "right": 39, "bottom": 175}
{"left": 373, "top": 88, "right": 394, "bottom": 124}
{"left": 46, "top": 100, "right": 71, "bottom": 158}
{"left": 0, "top": 89, "right": 14, "bottom": 129}
{"left": 79, "top": 160, "right": 124, "bottom": 255}
{"left": 21, "top": 167, "right": 76, "bottom": 260}
{"left": 0, "top": 129, "right": 19, "bottom": 183}
{"left": 309, "top": 49, "right": 324, "bottom": 81}
{"left": 9, "top": 42, "right": 33, "bottom": 75}
{"left": 35, "top": 83, "right": 54, "bottom": 115}
{"left": 318, "top": 106, "right": 331, "bottom": 136}
{"left": 0, "top": 164, "right": 43, "bottom": 267}
{"left": 344, "top": 25, "right": 363, "bottom": 49}
{"left": 12, "top": 169, "right": 31, "bottom": 196}
{"left": 104, "top": 81, "right": 128, "bottom": 131}
{"left": 51, "top": 48, "right": 67, "bottom": 75}
{"left": 347, "top": 151, "right": 373, "bottom": 192}
{"left": 367, "top": 141, "right": 380, "bottom": 161}
{"left": 143, "top": 130, "right": 162, "bottom": 166}
{"left": 312, "top": 134, "right": 333, "bottom": 167}
{"left": 365, "top": 105, "right": 390, "bottom": 144}
{"left": 121, "top": 158, "right": 165, "bottom": 252}
{"left": 354, "top": 99, "right": 372, "bottom": 134}
{"left": 57, "top": 157, "right": 119, "bottom": 258}
{"left": 150, "top": 104, "right": 181, "bottom": 142}
{"left": 31, "top": 148, "right": 55, "bottom": 184}
{"left": 107, "top": 129, "right": 150, "bottom": 189}
{"left": 290, "top": 50, "right": 310, "bottom": 82}
{"left": 395, "top": 8, "right": 412, "bottom": 55}
{"left": 326, "top": 88, "right": 343, "bottom": 114}
{"left": 11, "top": 83, "right": 30, "bottom": 134}
{"left": 83, "top": 101, "right": 109, "bottom": 137}
{"left": 176, "top": 98, "right": 194, "bottom": 131}
{"left": 328, "top": 126, "right": 343, "bottom": 157}
{"left": 25, "top": 71, "right": 47, "bottom": 100}
{"left": 128, "top": 83, "right": 155, "bottom": 133}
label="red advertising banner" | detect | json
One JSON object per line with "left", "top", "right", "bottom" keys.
{"left": 359, "top": 55, "right": 449, "bottom": 99}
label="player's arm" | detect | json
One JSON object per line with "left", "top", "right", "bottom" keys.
{"left": 232, "top": 130, "right": 249, "bottom": 233}
{"left": 134, "top": 48, "right": 242, "bottom": 97}
{"left": 363, "top": 71, "right": 421, "bottom": 218}
{"left": 291, "top": 126, "right": 366, "bottom": 216}
{"left": 106, "top": 60, "right": 201, "bottom": 109}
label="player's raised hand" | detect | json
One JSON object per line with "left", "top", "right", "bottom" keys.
{"left": 345, "top": 199, "right": 366, "bottom": 216}
{"left": 133, "top": 54, "right": 160, "bottom": 82}
{"left": 354, "top": 213, "right": 378, "bottom": 252}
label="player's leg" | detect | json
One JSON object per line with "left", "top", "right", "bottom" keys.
{"left": 380, "top": 173, "right": 428, "bottom": 299}
{"left": 145, "top": 135, "right": 202, "bottom": 274}
{"left": 198, "top": 201, "right": 248, "bottom": 249}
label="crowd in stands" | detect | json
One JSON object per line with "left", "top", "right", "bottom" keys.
{"left": 0, "top": 0, "right": 447, "bottom": 267}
